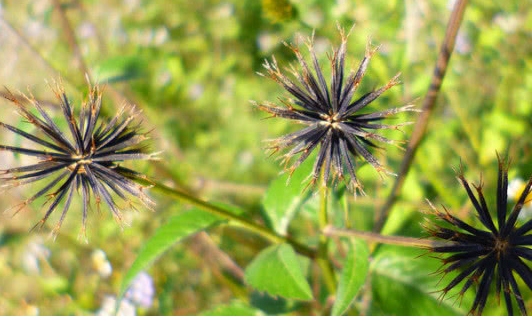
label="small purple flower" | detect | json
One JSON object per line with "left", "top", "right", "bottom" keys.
{"left": 125, "top": 272, "right": 155, "bottom": 308}
{"left": 455, "top": 32, "right": 472, "bottom": 55}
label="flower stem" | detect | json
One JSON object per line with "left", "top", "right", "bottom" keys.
{"left": 323, "top": 226, "right": 452, "bottom": 248}
{"left": 317, "top": 186, "right": 337, "bottom": 294}
{"left": 373, "top": 0, "right": 469, "bottom": 232}
{"left": 144, "top": 179, "right": 317, "bottom": 258}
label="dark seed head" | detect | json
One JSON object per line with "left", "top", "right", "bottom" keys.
{"left": 254, "top": 24, "right": 418, "bottom": 194}
{"left": 426, "top": 157, "right": 532, "bottom": 316}
{"left": 0, "top": 80, "right": 156, "bottom": 239}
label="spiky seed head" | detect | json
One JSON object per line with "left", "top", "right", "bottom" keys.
{"left": 426, "top": 157, "right": 532, "bottom": 316}
{"left": 0, "top": 80, "right": 156, "bottom": 240}
{"left": 254, "top": 24, "right": 418, "bottom": 194}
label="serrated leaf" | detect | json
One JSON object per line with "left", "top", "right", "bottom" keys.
{"left": 262, "top": 158, "right": 313, "bottom": 234}
{"left": 370, "top": 245, "right": 474, "bottom": 316}
{"left": 331, "top": 239, "right": 370, "bottom": 316}
{"left": 245, "top": 243, "right": 313, "bottom": 300}
{"left": 199, "top": 302, "right": 263, "bottom": 316}
{"left": 119, "top": 210, "right": 223, "bottom": 299}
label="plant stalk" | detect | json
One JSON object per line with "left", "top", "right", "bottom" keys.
{"left": 317, "top": 186, "right": 337, "bottom": 294}
{"left": 324, "top": 226, "right": 452, "bottom": 248}
{"left": 144, "top": 179, "right": 317, "bottom": 258}
{"left": 374, "top": 0, "right": 469, "bottom": 232}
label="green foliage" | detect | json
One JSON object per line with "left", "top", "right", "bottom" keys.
{"left": 199, "top": 302, "right": 263, "bottom": 316}
{"left": 119, "top": 209, "right": 224, "bottom": 299}
{"left": 262, "top": 158, "right": 313, "bottom": 234}
{"left": 331, "top": 239, "right": 370, "bottom": 316}
{"left": 94, "top": 55, "right": 147, "bottom": 83}
{"left": 370, "top": 245, "right": 473, "bottom": 316}
{"left": 244, "top": 244, "right": 313, "bottom": 300}
{"left": 0, "top": 0, "right": 531, "bottom": 314}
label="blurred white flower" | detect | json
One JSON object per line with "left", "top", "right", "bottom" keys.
{"left": 189, "top": 83, "right": 204, "bottom": 100}
{"left": 91, "top": 249, "right": 113, "bottom": 278}
{"left": 257, "top": 32, "right": 279, "bottom": 53}
{"left": 133, "top": 27, "right": 168, "bottom": 47}
{"left": 78, "top": 22, "right": 96, "bottom": 39}
{"left": 123, "top": 0, "right": 141, "bottom": 13}
{"left": 507, "top": 178, "right": 532, "bottom": 220}
{"left": 96, "top": 296, "right": 136, "bottom": 316}
{"left": 313, "top": 37, "right": 329, "bottom": 56}
{"left": 156, "top": 71, "right": 172, "bottom": 87}
{"left": 508, "top": 178, "right": 525, "bottom": 200}
{"left": 211, "top": 3, "right": 234, "bottom": 19}
{"left": 447, "top": 0, "right": 457, "bottom": 11}
{"left": 22, "top": 237, "right": 50, "bottom": 275}
{"left": 455, "top": 32, "right": 471, "bottom": 55}
{"left": 332, "top": 0, "right": 351, "bottom": 17}
{"left": 493, "top": 14, "right": 521, "bottom": 34}
{"left": 153, "top": 27, "right": 169, "bottom": 46}
{"left": 25, "top": 20, "right": 46, "bottom": 38}
{"left": 302, "top": 8, "right": 324, "bottom": 28}
{"left": 125, "top": 272, "right": 155, "bottom": 308}
{"left": 238, "top": 151, "right": 254, "bottom": 169}
{"left": 29, "top": 0, "right": 49, "bottom": 17}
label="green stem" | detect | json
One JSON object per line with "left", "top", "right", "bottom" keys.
{"left": 143, "top": 179, "right": 317, "bottom": 258}
{"left": 323, "top": 226, "right": 452, "bottom": 248}
{"left": 317, "top": 186, "right": 337, "bottom": 294}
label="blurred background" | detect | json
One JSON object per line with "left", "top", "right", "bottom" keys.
{"left": 0, "top": 0, "right": 531, "bottom": 315}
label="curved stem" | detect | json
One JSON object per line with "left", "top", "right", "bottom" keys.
{"left": 324, "top": 226, "right": 452, "bottom": 248}
{"left": 144, "top": 179, "right": 317, "bottom": 258}
{"left": 317, "top": 186, "right": 337, "bottom": 294}
{"left": 374, "top": 0, "right": 469, "bottom": 232}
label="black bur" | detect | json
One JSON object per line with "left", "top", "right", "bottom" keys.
{"left": 0, "top": 82, "right": 156, "bottom": 238}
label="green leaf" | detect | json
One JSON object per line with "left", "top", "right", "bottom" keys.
{"left": 93, "top": 55, "right": 146, "bottom": 83}
{"left": 199, "top": 302, "right": 263, "bottom": 316}
{"left": 249, "top": 291, "right": 299, "bottom": 314}
{"left": 370, "top": 245, "right": 474, "bottom": 316}
{"left": 262, "top": 158, "right": 313, "bottom": 234}
{"left": 118, "top": 210, "right": 223, "bottom": 299}
{"left": 331, "top": 239, "right": 370, "bottom": 316}
{"left": 245, "top": 243, "right": 313, "bottom": 300}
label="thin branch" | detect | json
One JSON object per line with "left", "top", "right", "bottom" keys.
{"left": 52, "top": 0, "right": 92, "bottom": 82}
{"left": 194, "top": 232, "right": 245, "bottom": 281}
{"left": 136, "top": 177, "right": 317, "bottom": 259}
{"left": 0, "top": 18, "right": 62, "bottom": 79}
{"left": 317, "top": 186, "right": 337, "bottom": 294}
{"left": 324, "top": 226, "right": 452, "bottom": 248}
{"left": 374, "top": 0, "right": 469, "bottom": 232}
{"left": 193, "top": 176, "right": 266, "bottom": 196}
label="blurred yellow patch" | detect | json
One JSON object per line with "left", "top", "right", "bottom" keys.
{"left": 513, "top": 182, "right": 532, "bottom": 205}
{"left": 262, "top": 0, "right": 294, "bottom": 23}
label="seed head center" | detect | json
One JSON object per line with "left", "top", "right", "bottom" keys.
{"left": 320, "top": 115, "right": 341, "bottom": 129}
{"left": 494, "top": 237, "right": 509, "bottom": 256}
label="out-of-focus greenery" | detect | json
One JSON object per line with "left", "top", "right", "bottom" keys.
{"left": 0, "top": 0, "right": 531, "bottom": 315}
